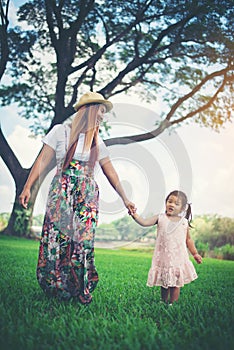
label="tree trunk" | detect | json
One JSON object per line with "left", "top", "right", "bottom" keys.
{"left": 0, "top": 126, "right": 53, "bottom": 237}
{"left": 3, "top": 199, "right": 33, "bottom": 236}
{"left": 0, "top": 0, "right": 10, "bottom": 82}
{"left": 2, "top": 181, "right": 40, "bottom": 237}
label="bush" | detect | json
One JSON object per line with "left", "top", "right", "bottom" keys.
{"left": 195, "top": 241, "right": 209, "bottom": 257}
{"left": 0, "top": 212, "right": 10, "bottom": 231}
{"left": 212, "top": 244, "right": 234, "bottom": 260}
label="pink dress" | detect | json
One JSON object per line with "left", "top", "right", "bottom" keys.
{"left": 147, "top": 213, "right": 198, "bottom": 288}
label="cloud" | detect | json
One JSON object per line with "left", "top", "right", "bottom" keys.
{"left": 178, "top": 122, "right": 234, "bottom": 217}
{"left": 9, "top": 1, "right": 34, "bottom": 29}
{"left": 7, "top": 125, "right": 42, "bottom": 167}
{"left": 0, "top": 125, "right": 42, "bottom": 214}
{"left": 8, "top": 2, "right": 18, "bottom": 26}
{"left": 0, "top": 184, "right": 14, "bottom": 212}
{"left": 0, "top": 105, "right": 31, "bottom": 135}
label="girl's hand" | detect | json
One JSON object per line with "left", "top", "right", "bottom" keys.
{"left": 19, "top": 188, "right": 31, "bottom": 209}
{"left": 193, "top": 253, "right": 202, "bottom": 264}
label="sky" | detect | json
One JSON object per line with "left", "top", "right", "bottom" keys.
{"left": 0, "top": 0, "right": 233, "bottom": 223}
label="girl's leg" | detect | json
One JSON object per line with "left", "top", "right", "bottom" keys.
{"left": 169, "top": 287, "right": 180, "bottom": 304}
{"left": 161, "top": 287, "right": 169, "bottom": 303}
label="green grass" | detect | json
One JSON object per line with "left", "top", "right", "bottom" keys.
{"left": 0, "top": 235, "right": 233, "bottom": 350}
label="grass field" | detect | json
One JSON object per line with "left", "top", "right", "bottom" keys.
{"left": 0, "top": 235, "right": 233, "bottom": 350}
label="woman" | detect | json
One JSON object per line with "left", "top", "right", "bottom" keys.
{"left": 19, "top": 91, "right": 136, "bottom": 304}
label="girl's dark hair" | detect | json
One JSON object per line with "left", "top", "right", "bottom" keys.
{"left": 166, "top": 190, "right": 193, "bottom": 227}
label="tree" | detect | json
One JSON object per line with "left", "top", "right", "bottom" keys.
{"left": 0, "top": 0, "right": 10, "bottom": 81}
{"left": 0, "top": 0, "right": 41, "bottom": 236}
{"left": 0, "top": 0, "right": 233, "bottom": 236}
{"left": 192, "top": 214, "right": 234, "bottom": 249}
{"left": 97, "top": 215, "right": 155, "bottom": 241}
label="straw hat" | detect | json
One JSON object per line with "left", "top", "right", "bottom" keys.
{"left": 73, "top": 91, "right": 113, "bottom": 112}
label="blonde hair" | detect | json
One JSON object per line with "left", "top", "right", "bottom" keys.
{"left": 62, "top": 104, "right": 100, "bottom": 170}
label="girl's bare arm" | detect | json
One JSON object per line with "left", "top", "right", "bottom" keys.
{"left": 131, "top": 212, "right": 158, "bottom": 227}
{"left": 186, "top": 229, "right": 202, "bottom": 263}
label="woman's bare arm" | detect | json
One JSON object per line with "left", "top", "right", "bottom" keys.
{"left": 100, "top": 157, "right": 136, "bottom": 214}
{"left": 19, "top": 144, "right": 55, "bottom": 208}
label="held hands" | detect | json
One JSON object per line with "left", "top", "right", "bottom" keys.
{"left": 193, "top": 253, "right": 203, "bottom": 264}
{"left": 19, "top": 188, "right": 31, "bottom": 209}
{"left": 124, "top": 200, "right": 137, "bottom": 216}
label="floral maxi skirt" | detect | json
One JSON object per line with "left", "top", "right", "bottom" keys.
{"left": 37, "top": 160, "right": 99, "bottom": 304}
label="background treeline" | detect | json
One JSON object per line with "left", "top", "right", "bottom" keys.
{"left": 96, "top": 214, "right": 234, "bottom": 260}
{"left": 0, "top": 213, "right": 233, "bottom": 260}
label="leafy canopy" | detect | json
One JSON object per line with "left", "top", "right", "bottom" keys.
{"left": 0, "top": 0, "right": 233, "bottom": 134}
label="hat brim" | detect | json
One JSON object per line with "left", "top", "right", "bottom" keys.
{"left": 74, "top": 99, "right": 113, "bottom": 112}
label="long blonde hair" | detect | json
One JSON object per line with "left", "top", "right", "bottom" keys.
{"left": 62, "top": 104, "right": 100, "bottom": 170}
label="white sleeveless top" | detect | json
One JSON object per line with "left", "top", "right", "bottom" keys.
{"left": 42, "top": 124, "right": 109, "bottom": 165}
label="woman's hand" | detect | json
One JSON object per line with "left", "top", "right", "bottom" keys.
{"left": 19, "top": 187, "right": 31, "bottom": 209}
{"left": 124, "top": 199, "right": 136, "bottom": 216}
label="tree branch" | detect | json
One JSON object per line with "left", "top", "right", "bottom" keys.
{"left": 45, "top": 0, "right": 59, "bottom": 52}
{"left": 0, "top": 126, "right": 24, "bottom": 183}
{"left": 104, "top": 119, "right": 171, "bottom": 146}
{"left": 66, "top": 66, "right": 90, "bottom": 112}
{"left": 50, "top": 0, "right": 64, "bottom": 33}
{"left": 100, "top": 11, "right": 201, "bottom": 97}
{"left": 165, "top": 66, "right": 231, "bottom": 121}
{"left": 69, "top": 3, "right": 159, "bottom": 75}
{"left": 104, "top": 67, "right": 233, "bottom": 147}
{"left": 170, "top": 74, "right": 228, "bottom": 125}
{"left": 108, "top": 63, "right": 155, "bottom": 97}
{"left": 0, "top": 0, "right": 10, "bottom": 81}
{"left": 67, "top": 0, "right": 95, "bottom": 36}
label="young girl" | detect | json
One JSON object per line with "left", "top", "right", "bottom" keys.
{"left": 131, "top": 190, "right": 202, "bottom": 305}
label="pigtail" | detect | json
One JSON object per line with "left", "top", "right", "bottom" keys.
{"left": 185, "top": 203, "right": 193, "bottom": 228}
